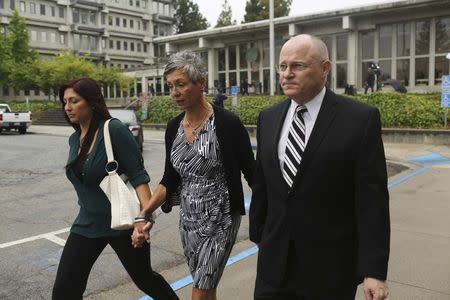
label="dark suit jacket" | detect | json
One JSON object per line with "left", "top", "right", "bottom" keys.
{"left": 160, "top": 105, "right": 254, "bottom": 215}
{"left": 249, "top": 89, "right": 390, "bottom": 295}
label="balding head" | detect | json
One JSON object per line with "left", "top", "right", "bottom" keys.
{"left": 283, "top": 34, "right": 329, "bottom": 62}
{"left": 278, "top": 34, "right": 331, "bottom": 103}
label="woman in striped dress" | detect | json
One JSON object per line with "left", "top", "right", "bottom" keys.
{"left": 132, "top": 50, "right": 255, "bottom": 300}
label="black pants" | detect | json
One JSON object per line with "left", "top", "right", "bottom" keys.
{"left": 52, "top": 232, "right": 178, "bottom": 300}
{"left": 255, "top": 242, "right": 357, "bottom": 300}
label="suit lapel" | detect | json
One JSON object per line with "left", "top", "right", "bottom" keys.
{"left": 291, "top": 89, "right": 339, "bottom": 190}
{"left": 271, "top": 99, "right": 291, "bottom": 179}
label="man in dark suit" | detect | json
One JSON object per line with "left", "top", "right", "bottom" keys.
{"left": 249, "top": 34, "right": 390, "bottom": 300}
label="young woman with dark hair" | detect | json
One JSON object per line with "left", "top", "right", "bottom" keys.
{"left": 52, "top": 77, "right": 178, "bottom": 300}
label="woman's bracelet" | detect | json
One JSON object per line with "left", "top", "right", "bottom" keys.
{"left": 134, "top": 217, "right": 147, "bottom": 224}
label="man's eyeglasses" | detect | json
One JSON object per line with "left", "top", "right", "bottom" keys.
{"left": 278, "top": 60, "right": 324, "bottom": 72}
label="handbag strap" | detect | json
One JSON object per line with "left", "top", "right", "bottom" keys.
{"left": 103, "top": 119, "right": 115, "bottom": 164}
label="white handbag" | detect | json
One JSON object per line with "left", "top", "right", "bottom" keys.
{"left": 100, "top": 119, "right": 141, "bottom": 230}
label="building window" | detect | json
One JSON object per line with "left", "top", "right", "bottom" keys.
{"left": 51, "top": 6, "right": 55, "bottom": 17}
{"left": 108, "top": 16, "right": 113, "bottom": 26}
{"left": 129, "top": 0, "right": 132, "bottom": 5}
{"left": 396, "top": 59, "right": 410, "bottom": 86}
{"left": 397, "top": 22, "right": 411, "bottom": 57}
{"left": 10, "top": 0, "right": 14, "bottom": 10}
{"left": 73, "top": 34, "right": 80, "bottom": 50}
{"left": 136, "top": 0, "right": 139, "bottom": 7}
{"left": 101, "top": 39, "right": 106, "bottom": 49}
{"left": 124, "top": 64, "right": 128, "bottom": 69}
{"left": 361, "top": 31, "right": 374, "bottom": 59}
{"left": 40, "top": 4, "right": 45, "bottom": 15}
{"left": 59, "top": 6, "right": 64, "bottom": 18}
{"left": 137, "top": 43, "right": 141, "bottom": 52}
{"left": 415, "top": 20, "right": 430, "bottom": 55}
{"left": 239, "top": 44, "right": 247, "bottom": 69}
{"left": 378, "top": 60, "right": 391, "bottom": 84}
{"left": 130, "top": 42, "right": 134, "bottom": 51}
{"left": 142, "top": 0, "right": 146, "bottom": 8}
{"left": 41, "top": 31, "right": 47, "bottom": 42}
{"left": 0, "top": 0, "right": 4, "bottom": 9}
{"left": 116, "top": 40, "right": 121, "bottom": 50}
{"left": 30, "top": 2, "right": 35, "bottom": 13}
{"left": 50, "top": 32, "right": 56, "bottom": 43}
{"left": 435, "top": 56, "right": 450, "bottom": 85}
{"left": 89, "top": 36, "right": 96, "bottom": 51}
{"left": 123, "top": 18, "right": 127, "bottom": 28}
{"left": 336, "top": 34, "right": 348, "bottom": 60}
{"left": 379, "top": 25, "right": 392, "bottom": 58}
{"left": 336, "top": 63, "right": 347, "bottom": 88}
{"left": 229, "top": 45, "right": 237, "bottom": 70}
{"left": 143, "top": 43, "right": 147, "bottom": 52}
{"left": 31, "top": 30, "right": 37, "bottom": 41}
{"left": 436, "top": 17, "right": 450, "bottom": 54}
{"left": 116, "top": 17, "right": 120, "bottom": 26}
{"left": 60, "top": 34, "right": 65, "bottom": 44}
{"left": 109, "top": 39, "right": 113, "bottom": 49}
{"left": 89, "top": 12, "right": 95, "bottom": 24}
{"left": 124, "top": 41, "right": 128, "bottom": 50}
{"left": 143, "top": 21, "right": 147, "bottom": 31}
{"left": 34, "top": 88, "right": 39, "bottom": 96}
{"left": 415, "top": 57, "right": 429, "bottom": 85}
{"left": 101, "top": 14, "right": 105, "bottom": 25}
{"left": 130, "top": 20, "right": 133, "bottom": 28}
{"left": 73, "top": 10, "right": 79, "bottom": 23}
{"left": 138, "top": 21, "right": 140, "bottom": 30}
{"left": 19, "top": 1, "right": 25, "bottom": 12}
{"left": 218, "top": 48, "right": 225, "bottom": 71}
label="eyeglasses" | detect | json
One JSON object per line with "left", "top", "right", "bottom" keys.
{"left": 278, "top": 60, "right": 324, "bottom": 72}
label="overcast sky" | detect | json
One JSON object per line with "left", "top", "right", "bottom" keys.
{"left": 192, "top": 0, "right": 403, "bottom": 28}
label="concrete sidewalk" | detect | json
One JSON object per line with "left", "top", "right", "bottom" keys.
{"left": 28, "top": 126, "right": 450, "bottom": 299}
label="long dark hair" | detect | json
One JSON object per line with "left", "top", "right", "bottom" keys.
{"left": 59, "top": 77, "right": 111, "bottom": 170}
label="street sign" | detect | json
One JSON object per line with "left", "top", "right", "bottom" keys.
{"left": 230, "top": 85, "right": 238, "bottom": 97}
{"left": 442, "top": 75, "right": 450, "bottom": 108}
{"left": 230, "top": 85, "right": 238, "bottom": 106}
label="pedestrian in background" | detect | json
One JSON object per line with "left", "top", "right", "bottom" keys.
{"left": 52, "top": 77, "right": 178, "bottom": 300}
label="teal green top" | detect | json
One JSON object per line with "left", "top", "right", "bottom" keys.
{"left": 66, "top": 118, "right": 150, "bottom": 238}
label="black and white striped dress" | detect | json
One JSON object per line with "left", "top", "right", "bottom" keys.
{"left": 170, "top": 115, "right": 241, "bottom": 290}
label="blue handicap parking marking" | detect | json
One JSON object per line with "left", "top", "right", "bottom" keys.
{"left": 406, "top": 152, "right": 450, "bottom": 165}
{"left": 441, "top": 75, "right": 450, "bottom": 108}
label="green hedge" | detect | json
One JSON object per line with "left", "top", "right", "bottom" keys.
{"left": 353, "top": 93, "right": 445, "bottom": 128}
{"left": 6, "top": 100, "right": 58, "bottom": 120}
{"left": 141, "top": 93, "right": 447, "bottom": 129}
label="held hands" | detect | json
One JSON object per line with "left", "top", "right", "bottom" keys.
{"left": 363, "top": 277, "right": 389, "bottom": 300}
{"left": 131, "top": 221, "right": 153, "bottom": 248}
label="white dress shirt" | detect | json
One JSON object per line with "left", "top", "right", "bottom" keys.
{"left": 278, "top": 87, "right": 325, "bottom": 170}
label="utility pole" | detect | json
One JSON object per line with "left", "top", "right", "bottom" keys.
{"left": 269, "top": 0, "right": 275, "bottom": 96}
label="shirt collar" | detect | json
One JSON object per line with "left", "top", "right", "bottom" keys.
{"left": 289, "top": 87, "right": 325, "bottom": 121}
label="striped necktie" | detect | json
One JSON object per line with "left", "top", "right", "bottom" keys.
{"left": 282, "top": 105, "right": 307, "bottom": 187}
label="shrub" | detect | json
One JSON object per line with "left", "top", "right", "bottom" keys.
{"left": 7, "top": 100, "right": 58, "bottom": 120}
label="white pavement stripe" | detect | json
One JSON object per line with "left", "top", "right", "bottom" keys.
{"left": 44, "top": 235, "right": 67, "bottom": 246}
{"left": 0, "top": 227, "right": 70, "bottom": 249}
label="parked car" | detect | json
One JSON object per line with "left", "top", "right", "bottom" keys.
{"left": 0, "top": 103, "right": 32, "bottom": 134}
{"left": 109, "top": 109, "right": 143, "bottom": 152}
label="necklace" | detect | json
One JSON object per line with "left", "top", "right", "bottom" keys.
{"left": 184, "top": 106, "right": 210, "bottom": 135}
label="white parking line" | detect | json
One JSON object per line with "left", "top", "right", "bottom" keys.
{"left": 44, "top": 235, "right": 67, "bottom": 246}
{"left": 0, "top": 227, "right": 70, "bottom": 249}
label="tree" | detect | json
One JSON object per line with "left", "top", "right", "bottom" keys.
{"left": 215, "top": 0, "right": 236, "bottom": 28}
{"left": 243, "top": 0, "right": 264, "bottom": 23}
{"left": 243, "top": 0, "right": 292, "bottom": 23}
{"left": 174, "top": 0, "right": 209, "bottom": 33}
{"left": 1, "top": 11, "right": 39, "bottom": 92}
